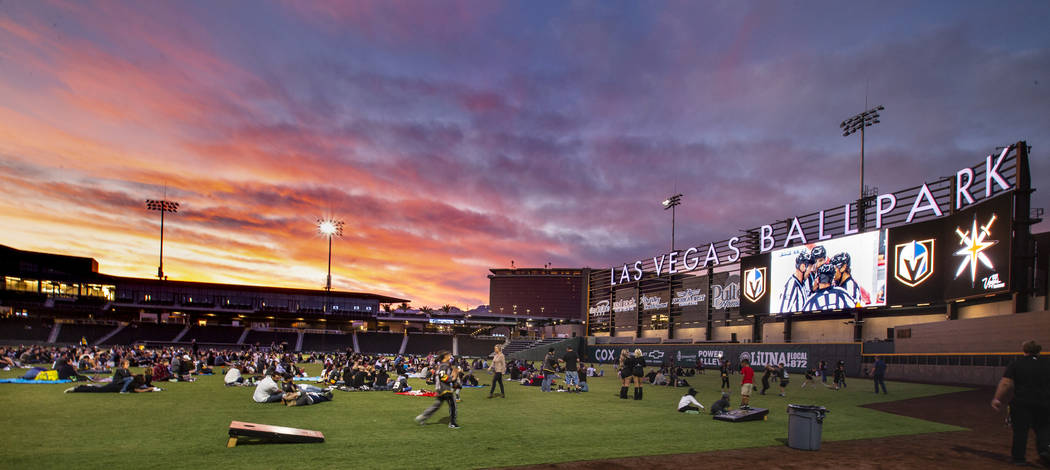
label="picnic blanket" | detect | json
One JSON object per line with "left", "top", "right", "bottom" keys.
{"left": 0, "top": 378, "right": 73, "bottom": 384}
{"left": 462, "top": 385, "right": 484, "bottom": 388}
{"left": 395, "top": 390, "right": 436, "bottom": 397}
{"left": 294, "top": 376, "right": 322, "bottom": 382}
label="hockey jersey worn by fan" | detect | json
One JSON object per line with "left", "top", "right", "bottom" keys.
{"left": 779, "top": 276, "right": 808, "bottom": 313}
{"left": 802, "top": 286, "right": 854, "bottom": 310}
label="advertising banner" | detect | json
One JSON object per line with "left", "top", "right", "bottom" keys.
{"left": 710, "top": 271, "right": 741, "bottom": 319}
{"left": 943, "top": 194, "right": 1012, "bottom": 300}
{"left": 766, "top": 230, "right": 887, "bottom": 315}
{"left": 674, "top": 275, "right": 708, "bottom": 327}
{"left": 613, "top": 287, "right": 638, "bottom": 332}
{"left": 586, "top": 343, "right": 861, "bottom": 373}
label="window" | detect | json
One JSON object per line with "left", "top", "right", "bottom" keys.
{"left": 4, "top": 277, "right": 39, "bottom": 293}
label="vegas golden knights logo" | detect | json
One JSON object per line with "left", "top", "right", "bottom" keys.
{"left": 894, "top": 239, "right": 935, "bottom": 287}
{"left": 743, "top": 267, "right": 766, "bottom": 303}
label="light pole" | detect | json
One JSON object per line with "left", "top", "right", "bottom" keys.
{"left": 840, "top": 105, "right": 884, "bottom": 199}
{"left": 145, "top": 199, "right": 179, "bottom": 280}
{"left": 317, "top": 219, "right": 344, "bottom": 292}
{"left": 662, "top": 194, "right": 682, "bottom": 251}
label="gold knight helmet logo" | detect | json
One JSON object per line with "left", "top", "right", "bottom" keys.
{"left": 894, "top": 239, "right": 935, "bottom": 287}
{"left": 743, "top": 267, "right": 766, "bottom": 303}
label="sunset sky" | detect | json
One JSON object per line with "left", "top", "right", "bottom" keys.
{"left": 1, "top": 1, "right": 1047, "bottom": 308}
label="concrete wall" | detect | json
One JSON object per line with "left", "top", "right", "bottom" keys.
{"left": 673, "top": 327, "right": 705, "bottom": 341}
{"left": 711, "top": 324, "right": 751, "bottom": 342}
{"left": 957, "top": 299, "right": 1014, "bottom": 319}
{"left": 895, "top": 310, "right": 1050, "bottom": 353}
{"left": 762, "top": 322, "right": 784, "bottom": 343}
{"left": 861, "top": 314, "right": 945, "bottom": 342}
{"left": 640, "top": 329, "right": 669, "bottom": 339}
{"left": 790, "top": 319, "right": 853, "bottom": 343}
{"left": 884, "top": 364, "right": 1008, "bottom": 387}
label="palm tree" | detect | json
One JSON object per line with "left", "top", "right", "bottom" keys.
{"left": 419, "top": 306, "right": 433, "bottom": 315}
{"left": 382, "top": 304, "right": 392, "bottom": 314}
{"left": 398, "top": 302, "right": 409, "bottom": 313}
{"left": 440, "top": 304, "right": 454, "bottom": 314}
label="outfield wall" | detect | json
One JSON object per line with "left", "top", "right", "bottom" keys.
{"left": 585, "top": 342, "right": 861, "bottom": 375}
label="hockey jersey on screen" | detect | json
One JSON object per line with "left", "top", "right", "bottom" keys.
{"left": 779, "top": 276, "right": 808, "bottom": 313}
{"left": 802, "top": 286, "right": 854, "bottom": 311}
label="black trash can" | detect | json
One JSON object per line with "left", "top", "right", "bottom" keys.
{"left": 787, "top": 404, "right": 828, "bottom": 450}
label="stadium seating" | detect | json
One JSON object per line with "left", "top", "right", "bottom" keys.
{"left": 502, "top": 337, "right": 564, "bottom": 355}
{"left": 243, "top": 329, "right": 298, "bottom": 348}
{"left": 55, "top": 323, "right": 119, "bottom": 345}
{"left": 456, "top": 335, "right": 504, "bottom": 357}
{"left": 98, "top": 322, "right": 185, "bottom": 345}
{"left": 0, "top": 317, "right": 52, "bottom": 343}
{"left": 300, "top": 332, "right": 355, "bottom": 352}
{"left": 357, "top": 332, "right": 403, "bottom": 354}
{"left": 182, "top": 325, "right": 245, "bottom": 344}
{"left": 404, "top": 333, "right": 453, "bottom": 355}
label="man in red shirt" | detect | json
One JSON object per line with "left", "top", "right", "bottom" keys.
{"left": 740, "top": 358, "right": 755, "bottom": 410}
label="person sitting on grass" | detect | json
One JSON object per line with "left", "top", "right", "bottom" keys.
{"left": 224, "top": 363, "right": 246, "bottom": 386}
{"left": 578, "top": 369, "right": 589, "bottom": 392}
{"left": 56, "top": 356, "right": 90, "bottom": 382}
{"left": 194, "top": 354, "right": 213, "bottom": 375}
{"left": 252, "top": 372, "right": 285, "bottom": 403}
{"left": 65, "top": 362, "right": 156, "bottom": 394}
{"left": 281, "top": 389, "right": 333, "bottom": 406}
{"left": 677, "top": 388, "right": 705, "bottom": 414}
{"left": 710, "top": 392, "right": 731, "bottom": 415}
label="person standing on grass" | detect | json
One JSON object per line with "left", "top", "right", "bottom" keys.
{"left": 488, "top": 344, "right": 506, "bottom": 399}
{"left": 541, "top": 348, "right": 558, "bottom": 393}
{"left": 777, "top": 362, "right": 789, "bottom": 397}
{"left": 561, "top": 346, "right": 580, "bottom": 393}
{"left": 416, "top": 350, "right": 460, "bottom": 429}
{"left": 872, "top": 356, "right": 888, "bottom": 394}
{"left": 739, "top": 358, "right": 754, "bottom": 410}
{"left": 629, "top": 349, "right": 646, "bottom": 401}
{"left": 719, "top": 359, "right": 730, "bottom": 391}
{"left": 761, "top": 366, "right": 773, "bottom": 395}
{"left": 619, "top": 349, "right": 631, "bottom": 399}
{"left": 818, "top": 360, "right": 828, "bottom": 384}
{"left": 991, "top": 340, "right": 1050, "bottom": 466}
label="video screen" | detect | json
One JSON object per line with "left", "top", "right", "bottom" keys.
{"left": 769, "top": 230, "right": 887, "bottom": 314}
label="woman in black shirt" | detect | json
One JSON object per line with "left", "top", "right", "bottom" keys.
{"left": 629, "top": 349, "right": 646, "bottom": 400}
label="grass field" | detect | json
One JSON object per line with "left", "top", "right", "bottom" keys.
{"left": 0, "top": 364, "right": 968, "bottom": 469}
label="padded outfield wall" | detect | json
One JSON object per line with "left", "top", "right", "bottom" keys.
{"left": 585, "top": 342, "right": 861, "bottom": 375}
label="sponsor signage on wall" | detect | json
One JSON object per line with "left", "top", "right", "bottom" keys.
{"left": 739, "top": 254, "right": 770, "bottom": 316}
{"left": 943, "top": 194, "right": 1013, "bottom": 300}
{"left": 587, "top": 343, "right": 855, "bottom": 372}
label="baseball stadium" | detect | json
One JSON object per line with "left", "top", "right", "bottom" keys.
{"left": 1, "top": 2, "right": 1049, "bottom": 470}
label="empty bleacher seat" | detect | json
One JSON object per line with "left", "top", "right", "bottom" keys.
{"left": 300, "top": 333, "right": 354, "bottom": 352}
{"left": 404, "top": 334, "right": 452, "bottom": 355}
{"left": 357, "top": 332, "right": 403, "bottom": 355}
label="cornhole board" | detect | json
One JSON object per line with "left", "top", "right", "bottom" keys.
{"left": 713, "top": 407, "right": 769, "bottom": 422}
{"left": 227, "top": 421, "right": 325, "bottom": 448}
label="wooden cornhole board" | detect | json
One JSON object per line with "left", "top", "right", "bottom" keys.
{"left": 227, "top": 421, "right": 325, "bottom": 448}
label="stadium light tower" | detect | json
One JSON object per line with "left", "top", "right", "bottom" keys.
{"left": 662, "top": 193, "right": 683, "bottom": 252}
{"left": 840, "top": 105, "right": 884, "bottom": 199}
{"left": 317, "top": 219, "right": 344, "bottom": 292}
{"left": 145, "top": 199, "right": 180, "bottom": 280}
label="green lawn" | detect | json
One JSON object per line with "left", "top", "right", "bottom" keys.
{"left": 0, "top": 365, "right": 967, "bottom": 469}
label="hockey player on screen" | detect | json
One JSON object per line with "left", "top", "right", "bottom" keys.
{"left": 802, "top": 264, "right": 854, "bottom": 311}
{"left": 806, "top": 246, "right": 828, "bottom": 292}
{"left": 831, "top": 252, "right": 869, "bottom": 307}
{"left": 779, "top": 252, "right": 814, "bottom": 313}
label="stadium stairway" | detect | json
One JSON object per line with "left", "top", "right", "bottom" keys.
{"left": 352, "top": 331, "right": 360, "bottom": 353}
{"left": 172, "top": 325, "right": 190, "bottom": 342}
{"left": 295, "top": 331, "right": 304, "bottom": 352}
{"left": 398, "top": 334, "right": 408, "bottom": 355}
{"left": 237, "top": 328, "right": 250, "bottom": 345}
{"left": 506, "top": 337, "right": 581, "bottom": 362}
{"left": 93, "top": 323, "right": 125, "bottom": 346}
{"left": 452, "top": 335, "right": 458, "bottom": 356}
{"left": 47, "top": 323, "right": 61, "bottom": 344}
